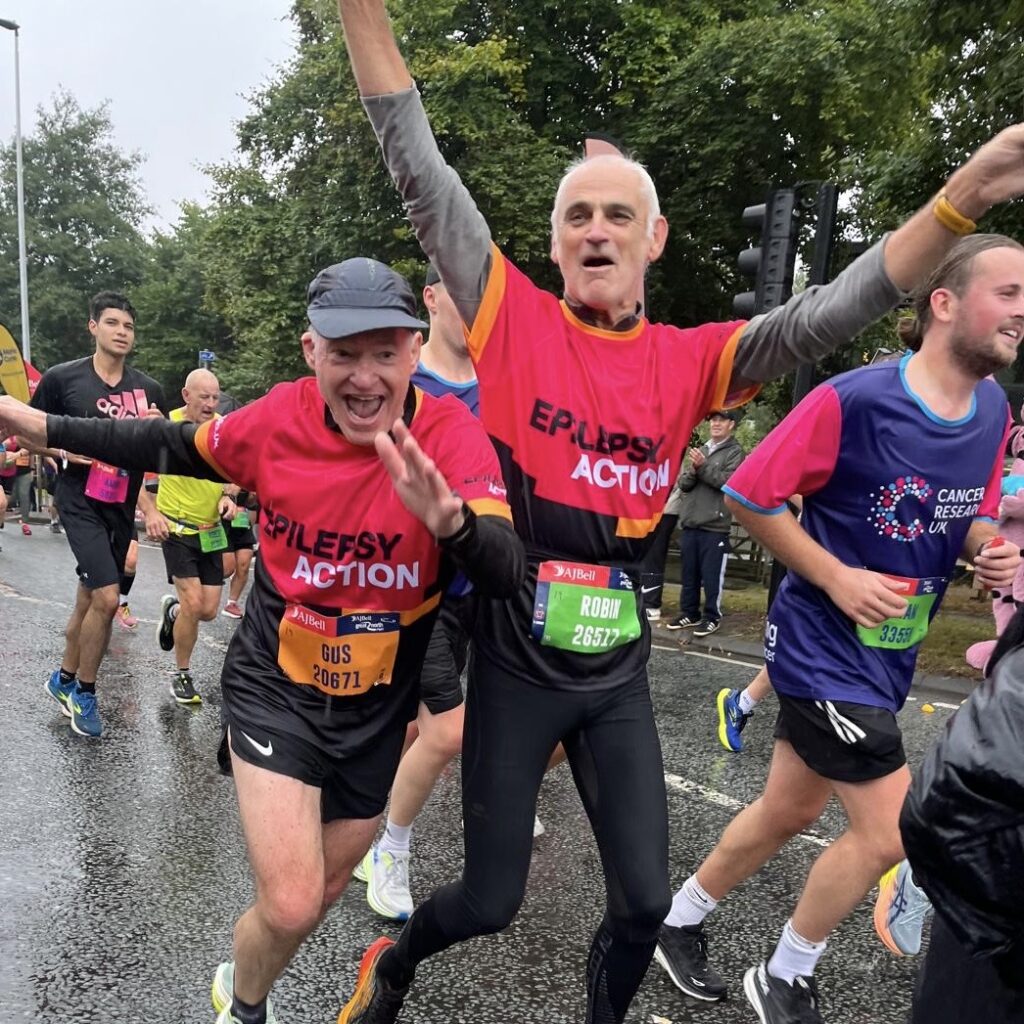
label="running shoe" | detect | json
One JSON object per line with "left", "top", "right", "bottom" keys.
{"left": 171, "top": 670, "right": 202, "bottom": 706}
{"left": 533, "top": 814, "right": 546, "bottom": 838}
{"left": 717, "top": 687, "right": 753, "bottom": 753}
{"left": 645, "top": 607, "right": 662, "bottom": 621}
{"left": 874, "top": 859, "right": 933, "bottom": 956}
{"left": 115, "top": 602, "right": 138, "bottom": 630}
{"left": 45, "top": 669, "right": 75, "bottom": 717}
{"left": 654, "top": 922, "right": 727, "bottom": 1001}
{"left": 156, "top": 594, "right": 178, "bottom": 652}
{"left": 337, "top": 937, "right": 407, "bottom": 1024}
{"left": 21, "top": 522, "right": 31, "bottom": 536}
{"left": 743, "top": 962, "right": 823, "bottom": 1024}
{"left": 211, "top": 962, "right": 278, "bottom": 1024}
{"left": 693, "top": 619, "right": 721, "bottom": 637}
{"left": 222, "top": 599, "right": 244, "bottom": 619}
{"left": 665, "top": 615, "right": 699, "bottom": 631}
{"left": 49, "top": 520, "right": 61, "bottom": 534}
{"left": 362, "top": 846, "right": 413, "bottom": 921}
{"left": 68, "top": 685, "right": 102, "bottom": 738}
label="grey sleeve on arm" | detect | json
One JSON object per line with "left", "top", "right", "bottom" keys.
{"left": 363, "top": 87, "right": 493, "bottom": 327}
{"left": 733, "top": 235, "right": 907, "bottom": 384}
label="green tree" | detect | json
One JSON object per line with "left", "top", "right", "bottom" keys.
{"left": 0, "top": 90, "right": 150, "bottom": 368}
{"left": 131, "top": 204, "right": 234, "bottom": 397}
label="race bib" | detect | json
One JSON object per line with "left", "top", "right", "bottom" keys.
{"left": 84, "top": 460, "right": 129, "bottom": 504}
{"left": 199, "top": 522, "right": 229, "bottom": 553}
{"left": 230, "top": 510, "right": 251, "bottom": 529}
{"left": 856, "top": 575, "right": 945, "bottom": 650}
{"left": 531, "top": 560, "right": 641, "bottom": 654}
{"left": 277, "top": 604, "right": 400, "bottom": 697}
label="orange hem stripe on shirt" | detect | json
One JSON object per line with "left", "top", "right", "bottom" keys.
{"left": 193, "top": 419, "right": 231, "bottom": 480}
{"left": 466, "top": 242, "right": 507, "bottom": 363}
{"left": 616, "top": 512, "right": 663, "bottom": 539}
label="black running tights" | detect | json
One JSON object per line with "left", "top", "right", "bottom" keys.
{"left": 380, "top": 651, "right": 671, "bottom": 1023}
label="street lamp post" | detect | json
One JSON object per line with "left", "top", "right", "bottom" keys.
{"left": 0, "top": 18, "right": 30, "bottom": 364}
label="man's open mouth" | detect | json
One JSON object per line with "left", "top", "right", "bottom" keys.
{"left": 344, "top": 396, "right": 385, "bottom": 420}
{"left": 583, "top": 256, "right": 615, "bottom": 269}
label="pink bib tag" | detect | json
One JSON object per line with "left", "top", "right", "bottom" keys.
{"left": 84, "top": 460, "right": 130, "bottom": 503}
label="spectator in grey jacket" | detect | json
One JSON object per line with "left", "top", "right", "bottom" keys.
{"left": 666, "top": 410, "right": 745, "bottom": 636}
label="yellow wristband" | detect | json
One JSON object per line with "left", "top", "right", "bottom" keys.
{"left": 933, "top": 191, "right": 977, "bottom": 236}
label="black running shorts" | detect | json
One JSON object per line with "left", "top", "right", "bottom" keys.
{"left": 228, "top": 715, "right": 406, "bottom": 822}
{"left": 418, "top": 594, "right": 477, "bottom": 714}
{"left": 225, "top": 522, "right": 256, "bottom": 551}
{"left": 161, "top": 534, "right": 225, "bottom": 587}
{"left": 61, "top": 500, "right": 135, "bottom": 591}
{"left": 773, "top": 692, "right": 906, "bottom": 782}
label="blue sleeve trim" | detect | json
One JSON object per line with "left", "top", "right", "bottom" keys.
{"left": 723, "top": 485, "right": 787, "bottom": 515}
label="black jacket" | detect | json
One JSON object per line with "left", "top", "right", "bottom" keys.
{"left": 901, "top": 648, "right": 1024, "bottom": 986}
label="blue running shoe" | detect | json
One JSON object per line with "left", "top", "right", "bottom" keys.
{"left": 68, "top": 685, "right": 103, "bottom": 738}
{"left": 716, "top": 687, "right": 752, "bottom": 752}
{"left": 874, "top": 859, "right": 932, "bottom": 956}
{"left": 45, "top": 670, "right": 75, "bottom": 718}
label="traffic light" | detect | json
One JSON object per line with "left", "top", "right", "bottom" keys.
{"left": 733, "top": 188, "right": 799, "bottom": 318}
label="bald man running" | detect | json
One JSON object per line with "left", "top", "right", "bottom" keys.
{"left": 152, "top": 369, "right": 238, "bottom": 705}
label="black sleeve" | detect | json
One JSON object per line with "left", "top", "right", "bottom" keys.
{"left": 440, "top": 508, "right": 525, "bottom": 598}
{"left": 47, "top": 414, "right": 225, "bottom": 482}
{"left": 152, "top": 383, "right": 171, "bottom": 417}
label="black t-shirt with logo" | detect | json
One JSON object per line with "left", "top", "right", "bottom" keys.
{"left": 30, "top": 356, "right": 168, "bottom": 518}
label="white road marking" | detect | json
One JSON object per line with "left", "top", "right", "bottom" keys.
{"left": 652, "top": 643, "right": 761, "bottom": 668}
{"left": 664, "top": 773, "right": 829, "bottom": 848}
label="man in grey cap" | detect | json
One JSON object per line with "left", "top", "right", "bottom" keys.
{"left": 0, "top": 256, "right": 526, "bottom": 1024}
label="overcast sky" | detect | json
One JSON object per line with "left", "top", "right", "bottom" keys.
{"left": 0, "top": 0, "right": 297, "bottom": 231}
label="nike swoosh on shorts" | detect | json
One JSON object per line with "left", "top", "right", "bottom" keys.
{"left": 241, "top": 731, "right": 273, "bottom": 757}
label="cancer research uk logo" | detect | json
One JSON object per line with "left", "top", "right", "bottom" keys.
{"left": 867, "top": 475, "right": 933, "bottom": 542}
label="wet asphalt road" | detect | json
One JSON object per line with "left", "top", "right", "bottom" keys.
{"left": 0, "top": 525, "right": 953, "bottom": 1024}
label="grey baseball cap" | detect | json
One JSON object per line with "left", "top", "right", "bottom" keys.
{"left": 306, "top": 258, "right": 427, "bottom": 339}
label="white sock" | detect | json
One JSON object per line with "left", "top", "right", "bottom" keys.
{"left": 170, "top": 603, "right": 180, "bottom": 621}
{"left": 738, "top": 688, "right": 759, "bottom": 715}
{"left": 378, "top": 820, "right": 412, "bottom": 855}
{"left": 767, "top": 919, "right": 827, "bottom": 983}
{"left": 665, "top": 874, "right": 717, "bottom": 928}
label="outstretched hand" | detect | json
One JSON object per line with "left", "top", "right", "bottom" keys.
{"left": 375, "top": 420, "right": 465, "bottom": 539}
{"left": 0, "top": 396, "right": 47, "bottom": 451}
{"left": 949, "top": 123, "right": 1024, "bottom": 219}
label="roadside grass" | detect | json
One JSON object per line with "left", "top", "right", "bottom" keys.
{"left": 659, "top": 579, "right": 993, "bottom": 680}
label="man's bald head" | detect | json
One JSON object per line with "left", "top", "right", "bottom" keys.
{"left": 182, "top": 369, "right": 221, "bottom": 424}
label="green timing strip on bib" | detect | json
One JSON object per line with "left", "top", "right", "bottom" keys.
{"left": 531, "top": 560, "right": 641, "bottom": 654}
{"left": 199, "top": 522, "right": 229, "bottom": 553}
{"left": 855, "top": 574, "right": 945, "bottom": 650}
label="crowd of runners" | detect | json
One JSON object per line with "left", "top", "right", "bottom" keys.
{"left": 2, "top": 2, "right": 1024, "bottom": 1022}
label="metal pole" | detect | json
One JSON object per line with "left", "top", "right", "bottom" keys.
{"left": 1, "top": 21, "right": 30, "bottom": 363}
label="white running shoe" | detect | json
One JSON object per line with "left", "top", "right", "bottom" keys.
{"left": 363, "top": 846, "right": 414, "bottom": 921}
{"left": 211, "top": 962, "right": 278, "bottom": 1023}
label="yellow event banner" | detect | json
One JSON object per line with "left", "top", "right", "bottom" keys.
{"left": 0, "top": 322, "right": 29, "bottom": 403}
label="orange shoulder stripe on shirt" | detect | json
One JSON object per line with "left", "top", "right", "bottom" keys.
{"left": 709, "top": 324, "right": 760, "bottom": 412}
{"left": 193, "top": 419, "right": 231, "bottom": 480}
{"left": 467, "top": 496, "right": 513, "bottom": 522}
{"left": 466, "top": 242, "right": 508, "bottom": 363}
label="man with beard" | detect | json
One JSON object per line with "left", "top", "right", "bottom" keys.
{"left": 656, "top": 234, "right": 1023, "bottom": 1023}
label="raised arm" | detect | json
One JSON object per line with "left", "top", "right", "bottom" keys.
{"left": 337, "top": 0, "right": 492, "bottom": 327}
{"left": 734, "top": 124, "right": 1024, "bottom": 386}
